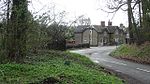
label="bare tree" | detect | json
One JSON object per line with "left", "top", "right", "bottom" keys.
{"left": 103, "top": 0, "right": 143, "bottom": 44}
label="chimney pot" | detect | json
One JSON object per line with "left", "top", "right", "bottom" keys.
{"left": 120, "top": 23, "right": 123, "bottom": 27}
{"left": 101, "top": 21, "right": 105, "bottom": 27}
{"left": 108, "top": 21, "right": 112, "bottom": 26}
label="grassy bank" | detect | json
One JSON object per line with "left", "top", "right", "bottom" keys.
{"left": 111, "top": 43, "right": 150, "bottom": 64}
{"left": 0, "top": 50, "right": 123, "bottom": 84}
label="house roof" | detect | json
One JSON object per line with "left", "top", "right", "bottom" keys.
{"left": 92, "top": 25, "right": 105, "bottom": 33}
{"left": 106, "top": 26, "right": 118, "bottom": 33}
{"left": 74, "top": 25, "right": 125, "bottom": 34}
{"left": 92, "top": 25, "right": 120, "bottom": 34}
{"left": 74, "top": 25, "right": 91, "bottom": 33}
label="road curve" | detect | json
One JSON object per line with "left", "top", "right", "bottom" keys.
{"left": 70, "top": 46, "right": 150, "bottom": 84}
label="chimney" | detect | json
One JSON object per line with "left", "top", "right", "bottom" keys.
{"left": 120, "top": 23, "right": 123, "bottom": 28}
{"left": 101, "top": 21, "right": 105, "bottom": 27}
{"left": 120, "top": 23, "right": 125, "bottom": 29}
{"left": 108, "top": 21, "right": 112, "bottom": 26}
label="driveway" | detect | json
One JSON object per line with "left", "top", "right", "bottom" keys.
{"left": 70, "top": 46, "right": 150, "bottom": 84}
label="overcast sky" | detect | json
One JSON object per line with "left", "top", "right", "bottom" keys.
{"left": 29, "top": 0, "right": 128, "bottom": 27}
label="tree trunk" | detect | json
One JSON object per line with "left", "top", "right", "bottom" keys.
{"left": 127, "top": 0, "right": 134, "bottom": 44}
{"left": 129, "top": 1, "right": 141, "bottom": 45}
{"left": 139, "top": 0, "right": 142, "bottom": 28}
{"left": 6, "top": 0, "right": 28, "bottom": 63}
{"left": 141, "top": 0, "right": 150, "bottom": 42}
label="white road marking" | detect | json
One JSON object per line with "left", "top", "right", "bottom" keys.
{"left": 99, "top": 59, "right": 127, "bottom": 66}
{"left": 106, "top": 65, "right": 112, "bottom": 67}
{"left": 136, "top": 68, "right": 150, "bottom": 73}
{"left": 93, "top": 53, "right": 98, "bottom": 55}
{"left": 78, "top": 50, "right": 84, "bottom": 51}
{"left": 94, "top": 60, "right": 99, "bottom": 63}
{"left": 106, "top": 52, "right": 110, "bottom": 55}
{"left": 110, "top": 61, "right": 127, "bottom": 66}
{"left": 115, "top": 70, "right": 122, "bottom": 72}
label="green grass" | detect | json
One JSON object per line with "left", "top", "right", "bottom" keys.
{"left": 111, "top": 43, "right": 150, "bottom": 64}
{"left": 0, "top": 50, "right": 123, "bottom": 84}
{"left": 111, "top": 44, "right": 139, "bottom": 57}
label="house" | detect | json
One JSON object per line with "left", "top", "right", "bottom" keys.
{"left": 74, "top": 21, "right": 126, "bottom": 46}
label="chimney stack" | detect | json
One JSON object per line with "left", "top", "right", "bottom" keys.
{"left": 120, "top": 23, "right": 125, "bottom": 29}
{"left": 108, "top": 21, "right": 112, "bottom": 26}
{"left": 101, "top": 21, "right": 105, "bottom": 27}
{"left": 120, "top": 23, "right": 123, "bottom": 27}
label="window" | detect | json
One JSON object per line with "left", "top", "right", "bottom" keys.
{"left": 115, "top": 30, "right": 119, "bottom": 35}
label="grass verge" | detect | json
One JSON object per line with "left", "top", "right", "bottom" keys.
{"left": 0, "top": 50, "right": 123, "bottom": 84}
{"left": 110, "top": 43, "right": 150, "bottom": 64}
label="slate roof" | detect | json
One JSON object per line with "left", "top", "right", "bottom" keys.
{"left": 74, "top": 25, "right": 125, "bottom": 34}
{"left": 74, "top": 25, "right": 91, "bottom": 33}
{"left": 92, "top": 25, "right": 105, "bottom": 33}
{"left": 106, "top": 26, "right": 118, "bottom": 33}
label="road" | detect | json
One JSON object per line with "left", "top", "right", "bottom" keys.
{"left": 70, "top": 46, "right": 150, "bottom": 84}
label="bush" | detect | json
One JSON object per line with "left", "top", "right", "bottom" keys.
{"left": 66, "top": 43, "right": 90, "bottom": 49}
{"left": 47, "top": 39, "right": 66, "bottom": 51}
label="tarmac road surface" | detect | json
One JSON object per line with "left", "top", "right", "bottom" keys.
{"left": 71, "top": 46, "right": 150, "bottom": 84}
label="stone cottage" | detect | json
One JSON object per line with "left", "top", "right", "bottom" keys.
{"left": 74, "top": 21, "right": 126, "bottom": 46}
